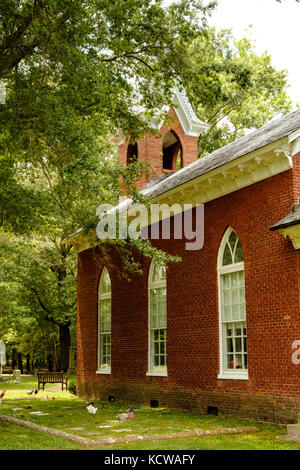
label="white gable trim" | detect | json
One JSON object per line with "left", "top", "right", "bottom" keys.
{"left": 109, "top": 88, "right": 209, "bottom": 145}
{"left": 172, "top": 88, "right": 209, "bottom": 137}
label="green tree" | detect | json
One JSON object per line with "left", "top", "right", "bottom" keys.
{"left": 184, "top": 28, "right": 293, "bottom": 156}
{"left": 0, "top": 0, "right": 296, "bottom": 370}
{"left": 0, "top": 0, "right": 216, "bottom": 233}
{"left": 0, "top": 233, "right": 76, "bottom": 371}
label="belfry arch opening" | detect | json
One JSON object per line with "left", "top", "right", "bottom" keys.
{"left": 162, "top": 131, "right": 182, "bottom": 171}
{"left": 127, "top": 141, "right": 138, "bottom": 165}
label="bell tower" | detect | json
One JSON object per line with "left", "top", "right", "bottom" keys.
{"left": 118, "top": 89, "right": 209, "bottom": 194}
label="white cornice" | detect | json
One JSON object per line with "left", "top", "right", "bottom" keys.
{"left": 148, "top": 137, "right": 292, "bottom": 209}
{"left": 64, "top": 137, "right": 293, "bottom": 253}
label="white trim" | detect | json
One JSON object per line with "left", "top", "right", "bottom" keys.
{"left": 288, "top": 129, "right": 300, "bottom": 156}
{"left": 96, "top": 369, "right": 111, "bottom": 375}
{"left": 146, "top": 370, "right": 168, "bottom": 377}
{"left": 172, "top": 88, "right": 209, "bottom": 137}
{"left": 218, "top": 262, "right": 244, "bottom": 275}
{"left": 288, "top": 127, "right": 300, "bottom": 144}
{"left": 274, "top": 146, "right": 293, "bottom": 167}
{"left": 147, "top": 259, "right": 168, "bottom": 377}
{"left": 97, "top": 267, "right": 112, "bottom": 373}
{"left": 218, "top": 373, "right": 248, "bottom": 381}
{"left": 217, "top": 228, "right": 248, "bottom": 379}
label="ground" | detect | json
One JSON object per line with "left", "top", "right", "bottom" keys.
{"left": 0, "top": 375, "right": 299, "bottom": 450}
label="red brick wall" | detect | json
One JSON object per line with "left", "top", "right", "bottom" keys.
{"left": 76, "top": 168, "right": 300, "bottom": 423}
{"left": 118, "top": 107, "right": 199, "bottom": 192}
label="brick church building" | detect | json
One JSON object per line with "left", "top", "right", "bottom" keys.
{"left": 64, "top": 89, "right": 300, "bottom": 423}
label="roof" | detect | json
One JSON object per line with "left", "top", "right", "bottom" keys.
{"left": 269, "top": 206, "right": 300, "bottom": 231}
{"left": 62, "top": 106, "right": 300, "bottom": 247}
{"left": 140, "top": 107, "right": 300, "bottom": 200}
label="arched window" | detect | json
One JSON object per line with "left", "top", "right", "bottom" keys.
{"left": 97, "top": 267, "right": 111, "bottom": 374}
{"left": 162, "top": 131, "right": 182, "bottom": 170}
{"left": 218, "top": 228, "right": 248, "bottom": 379}
{"left": 147, "top": 259, "right": 167, "bottom": 376}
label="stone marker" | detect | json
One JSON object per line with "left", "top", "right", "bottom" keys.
{"left": 13, "top": 369, "right": 21, "bottom": 383}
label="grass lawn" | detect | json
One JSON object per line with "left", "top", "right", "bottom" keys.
{"left": 0, "top": 375, "right": 299, "bottom": 450}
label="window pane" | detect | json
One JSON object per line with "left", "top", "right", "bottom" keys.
{"left": 101, "top": 268, "right": 111, "bottom": 293}
{"left": 226, "top": 325, "right": 233, "bottom": 337}
{"left": 235, "top": 337, "right": 242, "bottom": 353}
{"left": 235, "top": 326, "right": 242, "bottom": 336}
{"left": 220, "top": 231, "right": 247, "bottom": 374}
{"left": 152, "top": 261, "right": 166, "bottom": 282}
{"left": 228, "top": 231, "right": 238, "bottom": 253}
{"left": 99, "top": 270, "right": 111, "bottom": 370}
{"left": 222, "top": 272, "right": 246, "bottom": 323}
{"left": 234, "top": 240, "right": 244, "bottom": 263}
{"left": 224, "top": 322, "right": 247, "bottom": 372}
{"left": 223, "top": 243, "right": 233, "bottom": 265}
{"left": 227, "top": 354, "right": 234, "bottom": 369}
{"left": 149, "top": 259, "right": 167, "bottom": 372}
{"left": 234, "top": 354, "right": 242, "bottom": 369}
{"left": 227, "top": 337, "right": 234, "bottom": 353}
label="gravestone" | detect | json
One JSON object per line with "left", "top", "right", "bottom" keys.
{"left": 13, "top": 369, "right": 21, "bottom": 383}
{"left": 0, "top": 341, "right": 5, "bottom": 377}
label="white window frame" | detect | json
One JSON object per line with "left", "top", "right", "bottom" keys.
{"left": 146, "top": 259, "right": 168, "bottom": 377}
{"left": 217, "top": 227, "right": 248, "bottom": 381}
{"left": 96, "top": 267, "right": 111, "bottom": 375}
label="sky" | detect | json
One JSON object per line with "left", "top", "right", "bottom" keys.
{"left": 207, "top": 0, "right": 300, "bottom": 106}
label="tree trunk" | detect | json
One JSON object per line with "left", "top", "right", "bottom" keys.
{"left": 17, "top": 352, "right": 23, "bottom": 374}
{"left": 57, "top": 324, "right": 71, "bottom": 372}
{"left": 46, "top": 351, "right": 54, "bottom": 372}
{"left": 26, "top": 354, "right": 31, "bottom": 373}
{"left": 12, "top": 348, "right": 17, "bottom": 370}
{"left": 53, "top": 342, "right": 58, "bottom": 371}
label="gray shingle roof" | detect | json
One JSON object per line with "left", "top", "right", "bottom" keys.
{"left": 141, "top": 107, "right": 300, "bottom": 199}
{"left": 269, "top": 206, "right": 300, "bottom": 231}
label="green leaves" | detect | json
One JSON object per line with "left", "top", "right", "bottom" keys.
{"left": 184, "top": 28, "right": 293, "bottom": 156}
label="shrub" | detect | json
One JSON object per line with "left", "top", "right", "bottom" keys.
{"left": 68, "top": 378, "right": 76, "bottom": 395}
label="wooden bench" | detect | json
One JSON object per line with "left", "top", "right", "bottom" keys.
{"left": 37, "top": 372, "right": 68, "bottom": 391}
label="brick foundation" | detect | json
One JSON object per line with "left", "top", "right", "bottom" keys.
{"left": 76, "top": 380, "right": 300, "bottom": 424}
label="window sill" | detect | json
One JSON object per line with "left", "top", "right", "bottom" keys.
{"left": 146, "top": 370, "right": 168, "bottom": 377}
{"left": 96, "top": 369, "right": 111, "bottom": 375}
{"left": 218, "top": 372, "right": 248, "bottom": 381}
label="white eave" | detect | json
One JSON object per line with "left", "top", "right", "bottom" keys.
{"left": 63, "top": 136, "right": 293, "bottom": 253}
{"left": 288, "top": 127, "right": 300, "bottom": 155}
